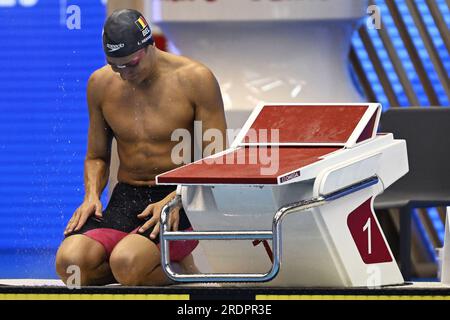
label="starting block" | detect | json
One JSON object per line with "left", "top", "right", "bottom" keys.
{"left": 156, "top": 103, "right": 408, "bottom": 287}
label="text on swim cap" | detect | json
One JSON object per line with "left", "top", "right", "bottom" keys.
{"left": 106, "top": 43, "right": 125, "bottom": 52}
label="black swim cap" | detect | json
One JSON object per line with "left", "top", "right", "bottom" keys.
{"left": 102, "top": 9, "right": 154, "bottom": 58}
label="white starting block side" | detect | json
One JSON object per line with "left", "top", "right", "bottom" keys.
{"left": 179, "top": 141, "right": 405, "bottom": 286}
{"left": 311, "top": 157, "right": 403, "bottom": 286}
{"left": 157, "top": 104, "right": 408, "bottom": 287}
{"left": 313, "top": 191, "right": 403, "bottom": 287}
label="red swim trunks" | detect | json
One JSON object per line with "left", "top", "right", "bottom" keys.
{"left": 66, "top": 183, "right": 198, "bottom": 262}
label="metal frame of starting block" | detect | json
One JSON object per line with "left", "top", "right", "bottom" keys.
{"left": 160, "top": 176, "right": 379, "bottom": 282}
{"left": 157, "top": 103, "right": 408, "bottom": 287}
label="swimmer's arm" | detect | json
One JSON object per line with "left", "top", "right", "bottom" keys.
{"left": 190, "top": 66, "right": 228, "bottom": 156}
{"left": 84, "top": 72, "right": 113, "bottom": 201}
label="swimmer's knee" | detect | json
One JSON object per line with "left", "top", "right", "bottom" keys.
{"left": 56, "top": 237, "right": 100, "bottom": 268}
{"left": 109, "top": 250, "right": 142, "bottom": 286}
{"left": 55, "top": 236, "right": 106, "bottom": 284}
{"left": 110, "top": 248, "right": 166, "bottom": 286}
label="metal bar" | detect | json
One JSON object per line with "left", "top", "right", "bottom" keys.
{"left": 378, "top": 20, "right": 420, "bottom": 106}
{"left": 156, "top": 272, "right": 279, "bottom": 282}
{"left": 385, "top": 0, "right": 440, "bottom": 105}
{"left": 163, "top": 231, "right": 273, "bottom": 241}
{"left": 349, "top": 47, "right": 378, "bottom": 102}
{"left": 160, "top": 196, "right": 280, "bottom": 282}
{"left": 160, "top": 176, "right": 379, "bottom": 283}
{"left": 323, "top": 176, "right": 379, "bottom": 201}
{"left": 407, "top": 0, "right": 449, "bottom": 101}
{"left": 425, "top": 0, "right": 450, "bottom": 55}
{"left": 359, "top": 27, "right": 400, "bottom": 107}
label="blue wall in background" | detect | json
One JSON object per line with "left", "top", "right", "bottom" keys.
{"left": 0, "top": 0, "right": 448, "bottom": 279}
{"left": 0, "top": 0, "right": 106, "bottom": 278}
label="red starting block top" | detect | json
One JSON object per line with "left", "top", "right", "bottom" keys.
{"left": 235, "top": 104, "right": 380, "bottom": 146}
{"left": 157, "top": 146, "right": 340, "bottom": 185}
{"left": 157, "top": 103, "right": 381, "bottom": 185}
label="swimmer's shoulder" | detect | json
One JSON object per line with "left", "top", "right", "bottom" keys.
{"left": 88, "top": 66, "right": 117, "bottom": 90}
{"left": 165, "top": 52, "right": 217, "bottom": 89}
{"left": 87, "top": 66, "right": 118, "bottom": 105}
{"left": 180, "top": 56, "right": 214, "bottom": 79}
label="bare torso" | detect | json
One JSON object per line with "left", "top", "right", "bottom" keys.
{"left": 99, "top": 51, "right": 197, "bottom": 185}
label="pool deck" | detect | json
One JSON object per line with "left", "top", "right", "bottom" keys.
{"left": 1, "top": 279, "right": 450, "bottom": 300}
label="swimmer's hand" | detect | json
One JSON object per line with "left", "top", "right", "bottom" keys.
{"left": 64, "top": 197, "right": 103, "bottom": 236}
{"left": 137, "top": 195, "right": 180, "bottom": 240}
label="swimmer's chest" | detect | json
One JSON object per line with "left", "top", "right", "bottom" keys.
{"left": 102, "top": 83, "right": 194, "bottom": 143}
